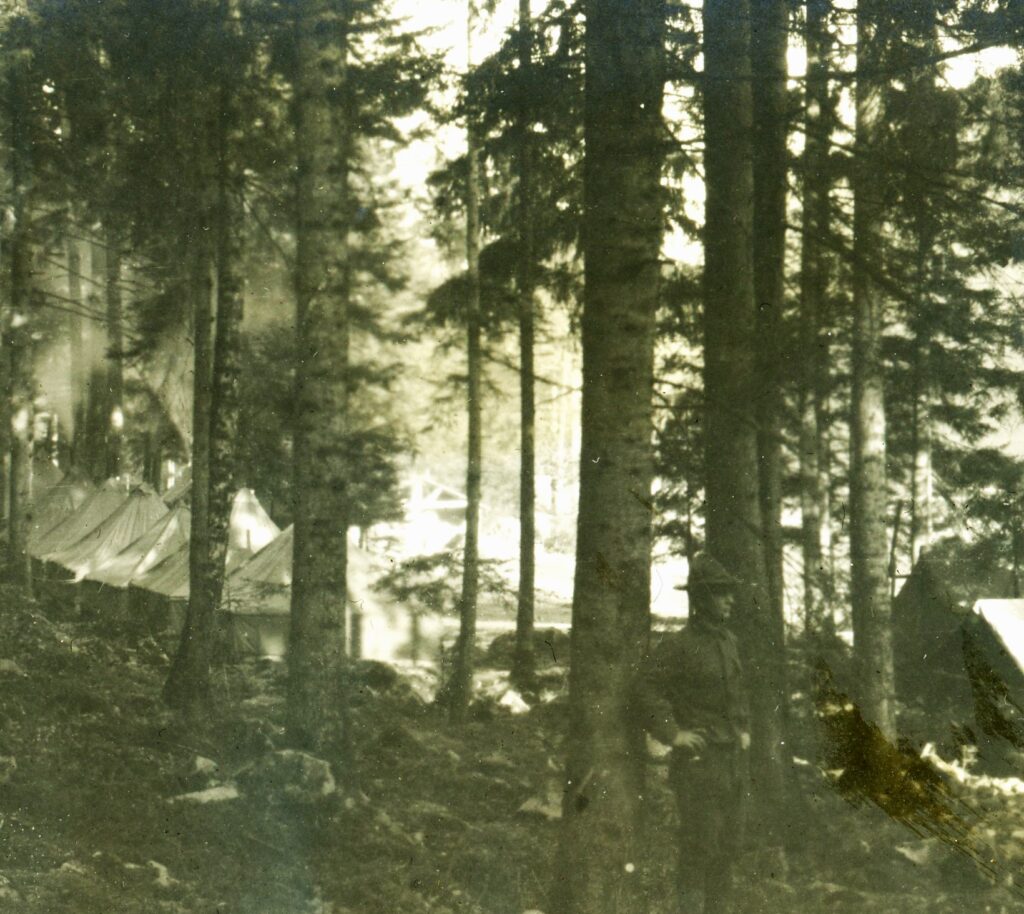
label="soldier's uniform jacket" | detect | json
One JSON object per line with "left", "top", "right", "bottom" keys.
{"left": 637, "top": 617, "right": 750, "bottom": 748}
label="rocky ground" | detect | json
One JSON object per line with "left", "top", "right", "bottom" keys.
{"left": 0, "top": 583, "right": 1022, "bottom": 913}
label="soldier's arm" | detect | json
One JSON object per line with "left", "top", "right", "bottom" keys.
{"left": 633, "top": 636, "right": 683, "bottom": 746}
{"left": 726, "top": 630, "right": 752, "bottom": 746}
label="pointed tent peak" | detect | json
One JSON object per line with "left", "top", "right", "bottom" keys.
{"left": 47, "top": 485, "right": 169, "bottom": 581}
{"left": 226, "top": 488, "right": 281, "bottom": 569}
{"left": 30, "top": 481, "right": 131, "bottom": 559}
{"left": 973, "top": 599, "right": 1024, "bottom": 675}
{"left": 25, "top": 474, "right": 96, "bottom": 548}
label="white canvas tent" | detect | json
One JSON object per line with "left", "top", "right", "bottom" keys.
{"left": 132, "top": 488, "right": 280, "bottom": 604}
{"left": 225, "top": 488, "right": 280, "bottom": 571}
{"left": 220, "top": 525, "right": 404, "bottom": 660}
{"left": 133, "top": 541, "right": 190, "bottom": 599}
{"left": 973, "top": 600, "right": 1024, "bottom": 677}
{"left": 45, "top": 484, "right": 169, "bottom": 581}
{"left": 30, "top": 477, "right": 133, "bottom": 560}
{"left": 26, "top": 473, "right": 95, "bottom": 550}
{"left": 87, "top": 504, "right": 191, "bottom": 589}
{"left": 219, "top": 524, "right": 293, "bottom": 656}
{"left": 222, "top": 522, "right": 294, "bottom": 615}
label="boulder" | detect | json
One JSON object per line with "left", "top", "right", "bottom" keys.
{"left": 0, "top": 874, "right": 20, "bottom": 903}
{"left": 517, "top": 783, "right": 563, "bottom": 821}
{"left": 237, "top": 750, "right": 336, "bottom": 804}
{"left": 169, "top": 784, "right": 240, "bottom": 804}
{"left": 483, "top": 628, "right": 570, "bottom": 670}
{"left": 499, "top": 690, "right": 531, "bottom": 714}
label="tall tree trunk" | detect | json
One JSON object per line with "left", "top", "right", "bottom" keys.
{"left": 164, "top": 235, "right": 215, "bottom": 710}
{"left": 448, "top": 4, "right": 483, "bottom": 720}
{"left": 850, "top": 0, "right": 896, "bottom": 739}
{"left": 555, "top": 0, "right": 664, "bottom": 911}
{"left": 6, "top": 60, "right": 34, "bottom": 592}
{"left": 83, "top": 241, "right": 110, "bottom": 482}
{"left": 164, "top": 32, "right": 245, "bottom": 711}
{"left": 751, "top": 0, "right": 788, "bottom": 663}
{"left": 288, "top": 0, "right": 351, "bottom": 754}
{"left": 104, "top": 236, "right": 124, "bottom": 478}
{"left": 907, "top": 52, "right": 945, "bottom": 568}
{"left": 749, "top": 0, "right": 790, "bottom": 831}
{"left": 66, "top": 231, "right": 86, "bottom": 468}
{"left": 511, "top": 0, "right": 537, "bottom": 694}
{"left": 799, "top": 0, "right": 833, "bottom": 635}
{"left": 909, "top": 303, "right": 933, "bottom": 566}
{"left": 703, "top": 0, "right": 787, "bottom": 832}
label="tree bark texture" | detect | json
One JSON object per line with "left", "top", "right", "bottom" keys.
{"left": 749, "top": 0, "right": 790, "bottom": 819}
{"left": 164, "top": 235, "right": 215, "bottom": 711}
{"left": 287, "top": 0, "right": 351, "bottom": 754}
{"left": 104, "top": 236, "right": 124, "bottom": 478}
{"left": 910, "top": 261, "right": 933, "bottom": 567}
{"left": 850, "top": 0, "right": 896, "bottom": 739}
{"left": 78, "top": 241, "right": 109, "bottom": 482}
{"left": 165, "top": 29, "right": 245, "bottom": 712}
{"left": 703, "top": 0, "right": 788, "bottom": 827}
{"left": 906, "top": 61, "right": 945, "bottom": 568}
{"left": 511, "top": 0, "right": 537, "bottom": 695}
{"left": 449, "top": 5, "right": 483, "bottom": 721}
{"left": 751, "top": 0, "right": 788, "bottom": 664}
{"left": 799, "top": 0, "right": 834, "bottom": 634}
{"left": 556, "top": 2, "right": 664, "bottom": 912}
{"left": 5, "top": 58, "right": 35, "bottom": 591}
{"left": 66, "top": 232, "right": 86, "bottom": 465}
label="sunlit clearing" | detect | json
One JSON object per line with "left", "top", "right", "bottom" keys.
{"left": 944, "top": 44, "right": 1019, "bottom": 90}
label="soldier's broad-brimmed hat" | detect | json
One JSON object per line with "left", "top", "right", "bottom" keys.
{"left": 675, "top": 553, "right": 736, "bottom": 591}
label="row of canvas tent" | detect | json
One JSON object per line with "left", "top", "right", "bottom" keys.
{"left": 893, "top": 554, "right": 1024, "bottom": 757}
{"left": 25, "top": 472, "right": 406, "bottom": 660}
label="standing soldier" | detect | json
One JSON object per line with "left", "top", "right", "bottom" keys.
{"left": 637, "top": 553, "right": 750, "bottom": 914}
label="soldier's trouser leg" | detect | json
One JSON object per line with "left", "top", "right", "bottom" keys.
{"left": 673, "top": 756, "right": 711, "bottom": 913}
{"left": 674, "top": 796, "right": 705, "bottom": 912}
{"left": 673, "top": 748, "right": 742, "bottom": 914}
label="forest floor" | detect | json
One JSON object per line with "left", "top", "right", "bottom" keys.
{"left": 1, "top": 583, "right": 1023, "bottom": 913}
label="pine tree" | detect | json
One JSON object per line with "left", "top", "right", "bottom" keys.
{"left": 287, "top": 0, "right": 353, "bottom": 751}
{"left": 702, "top": 0, "right": 788, "bottom": 823}
{"left": 511, "top": 0, "right": 538, "bottom": 696}
{"left": 751, "top": 0, "right": 788, "bottom": 669}
{"left": 446, "top": 0, "right": 485, "bottom": 721}
{"left": 164, "top": 0, "right": 247, "bottom": 712}
{"left": 798, "top": 0, "right": 836, "bottom": 634}
{"left": 3, "top": 24, "right": 40, "bottom": 590}
{"left": 850, "top": 0, "right": 896, "bottom": 738}
{"left": 556, "top": 0, "right": 665, "bottom": 909}
{"left": 749, "top": 0, "right": 791, "bottom": 831}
